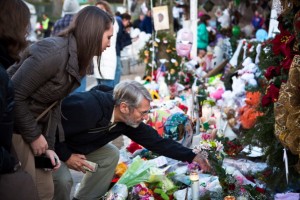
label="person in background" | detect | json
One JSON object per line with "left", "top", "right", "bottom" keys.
{"left": 42, "top": 13, "right": 52, "bottom": 38}
{"left": 0, "top": 0, "right": 39, "bottom": 198}
{"left": 53, "top": 80, "right": 211, "bottom": 199}
{"left": 251, "top": 10, "right": 264, "bottom": 31}
{"left": 52, "top": 0, "right": 80, "bottom": 36}
{"left": 140, "top": 10, "right": 153, "bottom": 34}
{"left": 132, "top": 13, "right": 144, "bottom": 30}
{"left": 197, "top": 14, "right": 211, "bottom": 52}
{"left": 115, "top": 13, "right": 132, "bottom": 85}
{"left": 7, "top": 6, "right": 114, "bottom": 200}
{"left": 0, "top": 0, "right": 29, "bottom": 175}
{"left": 92, "top": 0, "right": 119, "bottom": 88}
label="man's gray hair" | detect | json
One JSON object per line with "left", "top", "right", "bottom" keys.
{"left": 113, "top": 80, "right": 152, "bottom": 108}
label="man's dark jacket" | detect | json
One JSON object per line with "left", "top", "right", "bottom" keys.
{"left": 56, "top": 85, "right": 196, "bottom": 163}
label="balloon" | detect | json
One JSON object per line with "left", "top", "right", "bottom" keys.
{"left": 232, "top": 25, "right": 241, "bottom": 37}
{"left": 255, "top": 29, "right": 268, "bottom": 42}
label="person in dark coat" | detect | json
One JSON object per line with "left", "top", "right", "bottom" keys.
{"left": 0, "top": 0, "right": 30, "bottom": 174}
{"left": 114, "top": 13, "right": 132, "bottom": 85}
{"left": 0, "top": 1, "right": 39, "bottom": 199}
{"left": 140, "top": 10, "right": 153, "bottom": 34}
{"left": 53, "top": 80, "right": 211, "bottom": 199}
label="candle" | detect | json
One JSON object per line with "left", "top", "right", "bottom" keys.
{"left": 224, "top": 196, "right": 236, "bottom": 200}
{"left": 189, "top": 172, "right": 199, "bottom": 200}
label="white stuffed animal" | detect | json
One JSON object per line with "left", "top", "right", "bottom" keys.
{"left": 157, "top": 76, "right": 169, "bottom": 98}
{"left": 218, "top": 8, "right": 231, "bottom": 29}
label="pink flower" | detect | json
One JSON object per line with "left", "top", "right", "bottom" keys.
{"left": 201, "top": 133, "right": 211, "bottom": 140}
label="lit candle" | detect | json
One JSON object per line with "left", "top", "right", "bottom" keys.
{"left": 189, "top": 172, "right": 199, "bottom": 200}
{"left": 224, "top": 196, "right": 236, "bottom": 200}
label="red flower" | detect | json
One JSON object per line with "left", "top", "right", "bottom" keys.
{"left": 281, "top": 57, "right": 293, "bottom": 70}
{"left": 267, "top": 83, "right": 280, "bottom": 101}
{"left": 272, "top": 29, "right": 294, "bottom": 56}
{"left": 228, "top": 184, "right": 235, "bottom": 191}
{"left": 261, "top": 83, "right": 280, "bottom": 107}
{"left": 261, "top": 95, "right": 272, "bottom": 107}
{"left": 245, "top": 175, "right": 255, "bottom": 183}
{"left": 264, "top": 66, "right": 281, "bottom": 80}
{"left": 255, "top": 187, "right": 265, "bottom": 193}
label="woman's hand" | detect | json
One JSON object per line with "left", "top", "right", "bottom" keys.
{"left": 30, "top": 134, "right": 48, "bottom": 156}
{"left": 45, "top": 149, "right": 61, "bottom": 171}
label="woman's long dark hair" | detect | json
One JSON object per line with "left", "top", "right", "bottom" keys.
{"left": 0, "top": 0, "right": 30, "bottom": 61}
{"left": 59, "top": 6, "right": 114, "bottom": 76}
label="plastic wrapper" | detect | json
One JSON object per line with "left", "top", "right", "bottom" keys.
{"left": 173, "top": 174, "right": 191, "bottom": 186}
{"left": 274, "top": 193, "right": 300, "bottom": 200}
{"left": 148, "top": 167, "right": 165, "bottom": 183}
{"left": 173, "top": 188, "right": 191, "bottom": 200}
{"left": 198, "top": 174, "right": 222, "bottom": 194}
{"left": 223, "top": 158, "right": 267, "bottom": 174}
{"left": 224, "top": 166, "right": 256, "bottom": 186}
{"left": 106, "top": 184, "right": 128, "bottom": 200}
{"left": 117, "top": 156, "right": 155, "bottom": 188}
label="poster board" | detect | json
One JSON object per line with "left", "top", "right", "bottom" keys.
{"left": 153, "top": 6, "right": 169, "bottom": 31}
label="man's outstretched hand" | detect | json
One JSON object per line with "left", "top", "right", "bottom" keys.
{"left": 192, "top": 152, "right": 211, "bottom": 172}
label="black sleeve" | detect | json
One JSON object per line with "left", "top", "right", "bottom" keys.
{"left": 124, "top": 123, "right": 196, "bottom": 163}
{"left": 55, "top": 142, "right": 72, "bottom": 162}
{"left": 0, "top": 147, "right": 16, "bottom": 174}
{"left": 120, "top": 31, "right": 132, "bottom": 50}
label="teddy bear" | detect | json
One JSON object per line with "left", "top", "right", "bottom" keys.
{"left": 239, "top": 91, "right": 263, "bottom": 129}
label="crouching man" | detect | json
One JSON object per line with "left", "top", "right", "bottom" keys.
{"left": 53, "top": 80, "right": 210, "bottom": 200}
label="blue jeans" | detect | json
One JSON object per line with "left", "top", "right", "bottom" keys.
{"left": 72, "top": 76, "right": 87, "bottom": 93}
{"left": 114, "top": 56, "right": 122, "bottom": 85}
{"left": 96, "top": 79, "right": 114, "bottom": 88}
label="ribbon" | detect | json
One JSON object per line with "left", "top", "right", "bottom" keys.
{"left": 283, "top": 148, "right": 289, "bottom": 183}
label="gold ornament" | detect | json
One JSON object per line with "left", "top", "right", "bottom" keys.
{"left": 274, "top": 55, "right": 300, "bottom": 172}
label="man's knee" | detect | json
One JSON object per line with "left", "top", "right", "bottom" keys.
{"left": 53, "top": 165, "right": 73, "bottom": 190}
{"left": 54, "top": 172, "right": 73, "bottom": 188}
{"left": 108, "top": 145, "right": 120, "bottom": 165}
{"left": 99, "top": 144, "right": 120, "bottom": 167}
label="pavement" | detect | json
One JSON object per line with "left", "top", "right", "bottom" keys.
{"left": 69, "top": 62, "right": 145, "bottom": 198}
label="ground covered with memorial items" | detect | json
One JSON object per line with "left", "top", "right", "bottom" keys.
{"left": 101, "top": 1, "right": 300, "bottom": 199}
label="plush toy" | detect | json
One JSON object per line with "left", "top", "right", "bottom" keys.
{"left": 200, "top": 115, "right": 217, "bottom": 139}
{"left": 239, "top": 91, "right": 263, "bottom": 129}
{"left": 176, "top": 28, "right": 193, "bottom": 57}
{"left": 223, "top": 107, "right": 238, "bottom": 129}
{"left": 238, "top": 57, "right": 260, "bottom": 89}
{"left": 157, "top": 76, "right": 169, "bottom": 99}
{"left": 209, "top": 87, "right": 225, "bottom": 101}
{"left": 217, "top": 90, "right": 237, "bottom": 109}
{"left": 218, "top": 8, "right": 231, "bottom": 29}
{"left": 126, "top": 141, "right": 143, "bottom": 154}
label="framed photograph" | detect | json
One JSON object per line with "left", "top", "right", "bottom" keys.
{"left": 153, "top": 6, "right": 169, "bottom": 31}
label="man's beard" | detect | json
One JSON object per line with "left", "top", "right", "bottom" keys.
{"left": 125, "top": 116, "right": 140, "bottom": 128}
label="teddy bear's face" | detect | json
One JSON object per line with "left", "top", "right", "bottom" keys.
{"left": 245, "top": 91, "right": 261, "bottom": 107}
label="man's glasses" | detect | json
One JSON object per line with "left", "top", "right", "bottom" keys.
{"left": 135, "top": 108, "right": 151, "bottom": 116}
